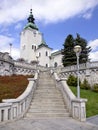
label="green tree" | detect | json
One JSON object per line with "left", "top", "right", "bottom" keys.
{"left": 62, "top": 34, "right": 91, "bottom": 66}
{"left": 62, "top": 34, "right": 76, "bottom": 66}
{"left": 67, "top": 74, "right": 77, "bottom": 87}
{"left": 75, "top": 34, "right": 91, "bottom": 64}
{"left": 80, "top": 78, "right": 90, "bottom": 90}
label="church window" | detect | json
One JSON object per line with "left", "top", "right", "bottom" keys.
{"left": 32, "top": 45, "right": 34, "bottom": 49}
{"left": 46, "top": 51, "right": 48, "bottom": 56}
{"left": 33, "top": 31, "right": 36, "bottom": 37}
{"left": 46, "top": 64, "right": 48, "bottom": 67}
{"left": 39, "top": 52, "right": 41, "bottom": 57}
{"left": 35, "top": 46, "right": 36, "bottom": 50}
{"left": 54, "top": 62, "right": 58, "bottom": 67}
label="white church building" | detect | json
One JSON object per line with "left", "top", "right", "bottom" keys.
{"left": 20, "top": 9, "right": 62, "bottom": 67}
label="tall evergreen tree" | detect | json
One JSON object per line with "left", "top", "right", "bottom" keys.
{"left": 75, "top": 34, "right": 91, "bottom": 64}
{"left": 62, "top": 34, "right": 91, "bottom": 67}
{"left": 62, "top": 34, "right": 76, "bottom": 66}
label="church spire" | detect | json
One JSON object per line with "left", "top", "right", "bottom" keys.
{"left": 24, "top": 9, "right": 38, "bottom": 30}
{"left": 27, "top": 9, "right": 35, "bottom": 24}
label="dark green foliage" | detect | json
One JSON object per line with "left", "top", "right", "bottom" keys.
{"left": 93, "top": 84, "right": 98, "bottom": 92}
{"left": 62, "top": 33, "right": 91, "bottom": 67}
{"left": 62, "top": 34, "right": 76, "bottom": 66}
{"left": 67, "top": 74, "right": 77, "bottom": 87}
{"left": 75, "top": 34, "right": 91, "bottom": 64}
{"left": 80, "top": 78, "right": 90, "bottom": 90}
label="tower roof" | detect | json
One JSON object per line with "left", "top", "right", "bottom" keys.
{"left": 24, "top": 9, "right": 38, "bottom": 30}
{"left": 38, "top": 34, "right": 52, "bottom": 50}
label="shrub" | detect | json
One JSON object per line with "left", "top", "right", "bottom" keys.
{"left": 80, "top": 78, "right": 90, "bottom": 90}
{"left": 93, "top": 84, "right": 98, "bottom": 92}
{"left": 67, "top": 74, "right": 77, "bottom": 87}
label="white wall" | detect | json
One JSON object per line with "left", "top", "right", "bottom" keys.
{"left": 51, "top": 54, "right": 63, "bottom": 67}
{"left": 36, "top": 47, "right": 52, "bottom": 67}
{"left": 20, "top": 28, "right": 42, "bottom": 62}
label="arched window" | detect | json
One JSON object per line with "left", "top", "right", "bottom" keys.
{"left": 46, "top": 64, "right": 48, "bottom": 67}
{"left": 39, "top": 52, "right": 41, "bottom": 57}
{"left": 54, "top": 62, "right": 58, "bottom": 67}
{"left": 46, "top": 51, "right": 48, "bottom": 56}
{"left": 33, "top": 31, "right": 36, "bottom": 37}
{"left": 35, "top": 46, "right": 36, "bottom": 50}
{"left": 32, "top": 45, "right": 34, "bottom": 49}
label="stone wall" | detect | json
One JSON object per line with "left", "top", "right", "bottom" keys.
{"left": 0, "top": 52, "right": 36, "bottom": 76}
{"left": 55, "top": 61, "right": 98, "bottom": 86}
{"left": 0, "top": 72, "right": 38, "bottom": 123}
{"left": 0, "top": 52, "right": 98, "bottom": 86}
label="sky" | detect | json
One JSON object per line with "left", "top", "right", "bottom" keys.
{"left": 0, "top": 0, "right": 98, "bottom": 61}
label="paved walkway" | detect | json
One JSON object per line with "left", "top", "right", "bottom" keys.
{"left": 87, "top": 115, "right": 98, "bottom": 126}
{"left": 0, "top": 117, "right": 98, "bottom": 130}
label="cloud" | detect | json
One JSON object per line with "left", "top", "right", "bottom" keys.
{"left": 88, "top": 39, "right": 98, "bottom": 61}
{"left": 0, "top": 35, "right": 19, "bottom": 59}
{"left": 89, "top": 51, "right": 98, "bottom": 61}
{"left": 0, "top": 35, "right": 14, "bottom": 47}
{"left": 88, "top": 39, "right": 98, "bottom": 51}
{"left": 15, "top": 23, "right": 22, "bottom": 30}
{"left": 0, "top": 0, "right": 98, "bottom": 25}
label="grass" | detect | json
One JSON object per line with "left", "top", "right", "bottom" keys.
{"left": 70, "top": 86, "right": 98, "bottom": 117}
{"left": 0, "top": 75, "right": 33, "bottom": 103}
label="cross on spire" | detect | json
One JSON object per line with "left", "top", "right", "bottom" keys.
{"left": 27, "top": 9, "right": 35, "bottom": 24}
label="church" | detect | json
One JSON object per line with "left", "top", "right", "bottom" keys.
{"left": 20, "top": 9, "right": 62, "bottom": 67}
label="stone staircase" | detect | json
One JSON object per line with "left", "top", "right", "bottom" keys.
{"left": 25, "top": 71, "right": 70, "bottom": 118}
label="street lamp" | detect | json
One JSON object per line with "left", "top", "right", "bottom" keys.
{"left": 36, "top": 56, "right": 39, "bottom": 69}
{"left": 9, "top": 43, "right": 12, "bottom": 56}
{"left": 74, "top": 45, "right": 81, "bottom": 98}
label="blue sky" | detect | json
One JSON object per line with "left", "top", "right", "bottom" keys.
{"left": 0, "top": 0, "right": 98, "bottom": 61}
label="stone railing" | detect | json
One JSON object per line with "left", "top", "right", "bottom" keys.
{"left": 52, "top": 71, "right": 87, "bottom": 121}
{"left": 14, "top": 61, "right": 36, "bottom": 69}
{"left": 55, "top": 61, "right": 98, "bottom": 86}
{"left": 0, "top": 71, "right": 39, "bottom": 123}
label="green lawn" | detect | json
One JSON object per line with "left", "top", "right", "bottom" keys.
{"left": 70, "top": 86, "right": 98, "bottom": 117}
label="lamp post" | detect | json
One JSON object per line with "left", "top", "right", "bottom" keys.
{"left": 36, "top": 56, "right": 39, "bottom": 69}
{"left": 74, "top": 45, "right": 81, "bottom": 98}
{"left": 9, "top": 43, "right": 12, "bottom": 56}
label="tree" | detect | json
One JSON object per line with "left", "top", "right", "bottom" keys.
{"left": 62, "top": 34, "right": 91, "bottom": 66}
{"left": 62, "top": 34, "right": 76, "bottom": 66}
{"left": 75, "top": 34, "right": 91, "bottom": 64}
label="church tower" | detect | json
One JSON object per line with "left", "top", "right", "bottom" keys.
{"left": 20, "top": 9, "right": 42, "bottom": 62}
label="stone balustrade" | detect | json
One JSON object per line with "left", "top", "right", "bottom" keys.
{"left": 0, "top": 72, "right": 39, "bottom": 123}
{"left": 55, "top": 62, "right": 98, "bottom": 86}
{"left": 14, "top": 61, "right": 36, "bottom": 69}
{"left": 52, "top": 71, "right": 87, "bottom": 121}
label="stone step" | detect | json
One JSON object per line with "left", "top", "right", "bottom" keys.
{"left": 28, "top": 109, "right": 68, "bottom": 113}
{"left": 32, "top": 99, "right": 64, "bottom": 103}
{"left": 33, "top": 96, "right": 63, "bottom": 99}
{"left": 34, "top": 90, "right": 61, "bottom": 93}
{"left": 30, "top": 103, "right": 65, "bottom": 106}
{"left": 29, "top": 105, "right": 66, "bottom": 109}
{"left": 25, "top": 112, "right": 70, "bottom": 118}
{"left": 30, "top": 101, "right": 65, "bottom": 106}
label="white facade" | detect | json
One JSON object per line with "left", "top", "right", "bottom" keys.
{"left": 20, "top": 27, "right": 42, "bottom": 62}
{"left": 51, "top": 51, "right": 63, "bottom": 67}
{"left": 36, "top": 45, "right": 52, "bottom": 67}
{"left": 20, "top": 9, "right": 62, "bottom": 67}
